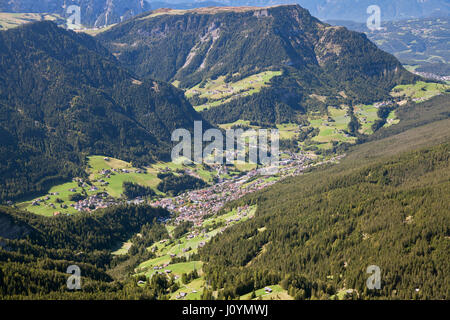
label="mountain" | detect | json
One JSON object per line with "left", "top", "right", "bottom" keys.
{"left": 328, "top": 17, "right": 450, "bottom": 78}
{"left": 0, "top": 21, "right": 205, "bottom": 202}
{"left": 98, "top": 5, "right": 417, "bottom": 125}
{"left": 158, "top": 0, "right": 450, "bottom": 22}
{"left": 0, "top": 0, "right": 151, "bottom": 27}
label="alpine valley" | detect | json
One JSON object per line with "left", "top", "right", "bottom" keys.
{"left": 0, "top": 3, "right": 448, "bottom": 301}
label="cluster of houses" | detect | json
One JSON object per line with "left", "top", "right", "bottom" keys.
{"left": 373, "top": 100, "right": 394, "bottom": 109}
{"left": 412, "top": 71, "right": 450, "bottom": 83}
{"left": 150, "top": 152, "right": 314, "bottom": 226}
{"left": 100, "top": 167, "right": 144, "bottom": 176}
{"left": 72, "top": 193, "right": 118, "bottom": 212}
{"left": 25, "top": 149, "right": 338, "bottom": 220}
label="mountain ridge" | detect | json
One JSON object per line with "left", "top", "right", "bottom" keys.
{"left": 98, "top": 4, "right": 417, "bottom": 124}
{"left": 154, "top": 0, "right": 450, "bottom": 22}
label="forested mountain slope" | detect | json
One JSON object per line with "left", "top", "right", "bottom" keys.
{"left": 98, "top": 5, "right": 417, "bottom": 124}
{"left": 0, "top": 21, "right": 204, "bottom": 202}
{"left": 0, "top": 204, "right": 171, "bottom": 299}
{"left": 198, "top": 95, "right": 450, "bottom": 300}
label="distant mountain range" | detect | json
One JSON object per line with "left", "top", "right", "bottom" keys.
{"left": 148, "top": 1, "right": 226, "bottom": 10}
{"left": 0, "top": 0, "right": 151, "bottom": 27}
{"left": 328, "top": 17, "right": 450, "bottom": 77}
{"left": 98, "top": 5, "right": 416, "bottom": 125}
{"left": 1, "top": 1, "right": 449, "bottom": 27}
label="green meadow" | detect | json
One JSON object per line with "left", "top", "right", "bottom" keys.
{"left": 354, "top": 104, "right": 379, "bottom": 135}
{"left": 391, "top": 81, "right": 449, "bottom": 102}
{"left": 0, "top": 13, "right": 63, "bottom": 30}
{"left": 240, "top": 285, "right": 291, "bottom": 300}
{"left": 276, "top": 123, "right": 299, "bottom": 139}
{"left": 112, "top": 241, "right": 133, "bottom": 256}
{"left": 17, "top": 155, "right": 224, "bottom": 216}
{"left": 305, "top": 106, "right": 356, "bottom": 150}
{"left": 133, "top": 206, "right": 257, "bottom": 299}
{"left": 185, "top": 71, "right": 282, "bottom": 111}
{"left": 170, "top": 277, "right": 205, "bottom": 300}
{"left": 384, "top": 110, "right": 400, "bottom": 128}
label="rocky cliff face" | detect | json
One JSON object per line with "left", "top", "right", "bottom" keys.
{"left": 0, "top": 0, "right": 151, "bottom": 27}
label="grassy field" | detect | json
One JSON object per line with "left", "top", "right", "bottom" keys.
{"left": 0, "top": 13, "right": 64, "bottom": 30}
{"left": 139, "top": 9, "right": 189, "bottom": 20}
{"left": 170, "top": 277, "right": 205, "bottom": 300}
{"left": 112, "top": 241, "right": 132, "bottom": 255}
{"left": 15, "top": 181, "right": 82, "bottom": 216}
{"left": 276, "top": 123, "right": 299, "bottom": 139}
{"left": 17, "top": 155, "right": 224, "bottom": 216}
{"left": 184, "top": 71, "right": 282, "bottom": 111}
{"left": 217, "top": 80, "right": 447, "bottom": 153}
{"left": 384, "top": 110, "right": 400, "bottom": 128}
{"left": 391, "top": 81, "right": 449, "bottom": 102}
{"left": 80, "top": 24, "right": 116, "bottom": 36}
{"left": 87, "top": 156, "right": 162, "bottom": 197}
{"left": 140, "top": 7, "right": 263, "bottom": 21}
{"left": 136, "top": 206, "right": 257, "bottom": 272}
{"left": 305, "top": 106, "right": 356, "bottom": 150}
{"left": 404, "top": 65, "right": 420, "bottom": 72}
{"left": 133, "top": 206, "right": 257, "bottom": 299}
{"left": 218, "top": 120, "right": 260, "bottom": 130}
{"left": 16, "top": 152, "right": 262, "bottom": 217}
{"left": 240, "top": 285, "right": 292, "bottom": 300}
{"left": 141, "top": 261, "right": 203, "bottom": 280}
{"left": 294, "top": 81, "right": 447, "bottom": 151}
{"left": 354, "top": 104, "right": 379, "bottom": 135}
